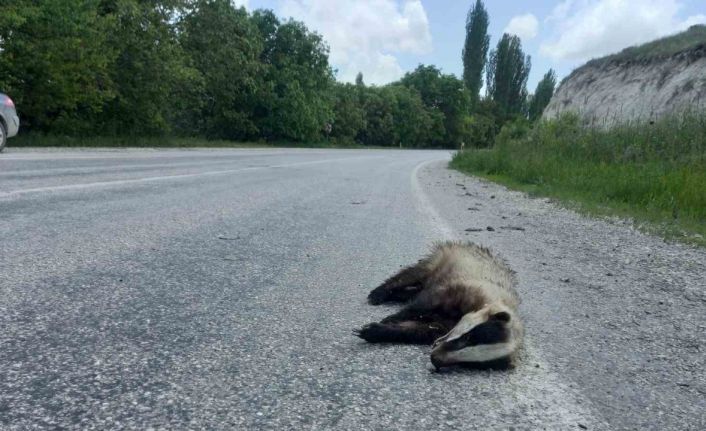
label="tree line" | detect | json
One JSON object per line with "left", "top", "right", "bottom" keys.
{"left": 0, "top": 0, "right": 556, "bottom": 148}
{"left": 462, "top": 0, "right": 557, "bottom": 146}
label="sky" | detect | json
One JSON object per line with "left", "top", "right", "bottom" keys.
{"left": 235, "top": 0, "right": 706, "bottom": 91}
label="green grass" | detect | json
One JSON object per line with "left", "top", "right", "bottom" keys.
{"left": 8, "top": 134, "right": 376, "bottom": 149}
{"left": 450, "top": 114, "right": 706, "bottom": 247}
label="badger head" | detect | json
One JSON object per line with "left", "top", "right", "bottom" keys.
{"left": 430, "top": 305, "right": 521, "bottom": 370}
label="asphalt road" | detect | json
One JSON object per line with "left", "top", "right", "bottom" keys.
{"left": 1, "top": 148, "right": 704, "bottom": 430}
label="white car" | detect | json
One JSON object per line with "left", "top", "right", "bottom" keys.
{"left": 0, "top": 93, "right": 20, "bottom": 152}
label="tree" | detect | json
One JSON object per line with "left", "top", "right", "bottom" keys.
{"left": 98, "top": 0, "right": 200, "bottom": 135}
{"left": 0, "top": 2, "right": 498, "bottom": 147}
{"left": 0, "top": 0, "right": 115, "bottom": 134}
{"left": 357, "top": 88, "right": 395, "bottom": 146}
{"left": 251, "top": 12, "right": 334, "bottom": 141}
{"left": 330, "top": 81, "right": 444, "bottom": 147}
{"left": 400, "top": 65, "right": 470, "bottom": 147}
{"left": 180, "top": 0, "right": 263, "bottom": 139}
{"left": 387, "top": 86, "right": 437, "bottom": 147}
{"left": 486, "top": 34, "right": 531, "bottom": 117}
{"left": 355, "top": 72, "right": 366, "bottom": 87}
{"left": 462, "top": 0, "right": 490, "bottom": 108}
{"left": 528, "top": 69, "right": 557, "bottom": 122}
{"left": 331, "top": 83, "right": 366, "bottom": 141}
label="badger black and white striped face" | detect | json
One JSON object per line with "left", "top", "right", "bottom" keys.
{"left": 430, "top": 307, "right": 518, "bottom": 369}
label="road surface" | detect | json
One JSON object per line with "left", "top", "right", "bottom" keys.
{"left": 1, "top": 148, "right": 704, "bottom": 430}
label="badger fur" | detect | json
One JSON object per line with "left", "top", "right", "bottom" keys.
{"left": 355, "top": 241, "right": 523, "bottom": 369}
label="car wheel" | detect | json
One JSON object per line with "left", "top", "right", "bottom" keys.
{"left": 0, "top": 121, "right": 6, "bottom": 153}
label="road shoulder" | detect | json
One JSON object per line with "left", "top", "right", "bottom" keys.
{"left": 417, "top": 160, "right": 706, "bottom": 430}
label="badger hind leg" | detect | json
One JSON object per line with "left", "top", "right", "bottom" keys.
{"left": 367, "top": 263, "right": 428, "bottom": 305}
{"left": 354, "top": 321, "right": 446, "bottom": 345}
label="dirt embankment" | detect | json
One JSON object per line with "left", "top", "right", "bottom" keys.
{"left": 543, "top": 45, "right": 706, "bottom": 126}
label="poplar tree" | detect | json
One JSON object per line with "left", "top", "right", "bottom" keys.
{"left": 528, "top": 69, "right": 557, "bottom": 121}
{"left": 486, "top": 34, "right": 531, "bottom": 116}
{"left": 462, "top": 0, "right": 490, "bottom": 108}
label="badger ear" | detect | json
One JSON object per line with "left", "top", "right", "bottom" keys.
{"left": 491, "top": 311, "right": 511, "bottom": 323}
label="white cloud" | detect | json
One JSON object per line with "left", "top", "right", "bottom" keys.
{"left": 540, "top": 0, "right": 706, "bottom": 62}
{"left": 680, "top": 14, "right": 706, "bottom": 29}
{"left": 279, "top": 0, "right": 432, "bottom": 84}
{"left": 545, "top": 0, "right": 574, "bottom": 23}
{"left": 232, "top": 0, "right": 249, "bottom": 8}
{"left": 504, "top": 13, "right": 539, "bottom": 40}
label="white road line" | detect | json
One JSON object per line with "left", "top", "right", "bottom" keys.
{"left": 0, "top": 156, "right": 380, "bottom": 198}
{"left": 411, "top": 158, "right": 607, "bottom": 429}
{"left": 0, "top": 149, "right": 329, "bottom": 161}
{"left": 0, "top": 159, "right": 267, "bottom": 177}
{"left": 411, "top": 157, "right": 456, "bottom": 241}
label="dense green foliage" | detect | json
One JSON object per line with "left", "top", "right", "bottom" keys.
{"left": 180, "top": 0, "right": 263, "bottom": 139}
{"left": 451, "top": 113, "right": 706, "bottom": 245}
{"left": 0, "top": 0, "right": 114, "bottom": 134}
{"left": 0, "top": 0, "right": 482, "bottom": 148}
{"left": 400, "top": 65, "right": 471, "bottom": 146}
{"left": 327, "top": 66, "right": 470, "bottom": 148}
{"left": 251, "top": 10, "right": 334, "bottom": 141}
{"left": 462, "top": 0, "right": 490, "bottom": 107}
{"left": 486, "top": 34, "right": 531, "bottom": 117}
{"left": 100, "top": 0, "right": 197, "bottom": 136}
{"left": 0, "top": 0, "right": 554, "bottom": 148}
{"left": 528, "top": 69, "right": 556, "bottom": 122}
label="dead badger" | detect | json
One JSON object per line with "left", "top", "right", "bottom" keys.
{"left": 355, "top": 241, "right": 523, "bottom": 369}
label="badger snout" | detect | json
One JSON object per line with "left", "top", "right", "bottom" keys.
{"left": 430, "top": 339, "right": 451, "bottom": 370}
{"left": 430, "top": 351, "right": 446, "bottom": 370}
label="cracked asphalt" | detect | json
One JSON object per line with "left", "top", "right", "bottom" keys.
{"left": 0, "top": 148, "right": 704, "bottom": 430}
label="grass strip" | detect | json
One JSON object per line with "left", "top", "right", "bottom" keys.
{"left": 450, "top": 113, "right": 706, "bottom": 247}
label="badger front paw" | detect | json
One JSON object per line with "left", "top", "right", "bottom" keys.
{"left": 354, "top": 323, "right": 388, "bottom": 342}
{"left": 366, "top": 286, "right": 388, "bottom": 305}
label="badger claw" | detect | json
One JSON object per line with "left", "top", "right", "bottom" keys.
{"left": 353, "top": 326, "right": 370, "bottom": 339}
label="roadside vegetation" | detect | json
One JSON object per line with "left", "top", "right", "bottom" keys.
{"left": 452, "top": 23, "right": 706, "bottom": 246}
{"left": 452, "top": 113, "right": 706, "bottom": 246}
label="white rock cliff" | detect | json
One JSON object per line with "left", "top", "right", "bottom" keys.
{"left": 543, "top": 45, "right": 706, "bottom": 127}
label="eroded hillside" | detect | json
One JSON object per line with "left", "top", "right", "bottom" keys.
{"left": 544, "top": 25, "right": 706, "bottom": 126}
